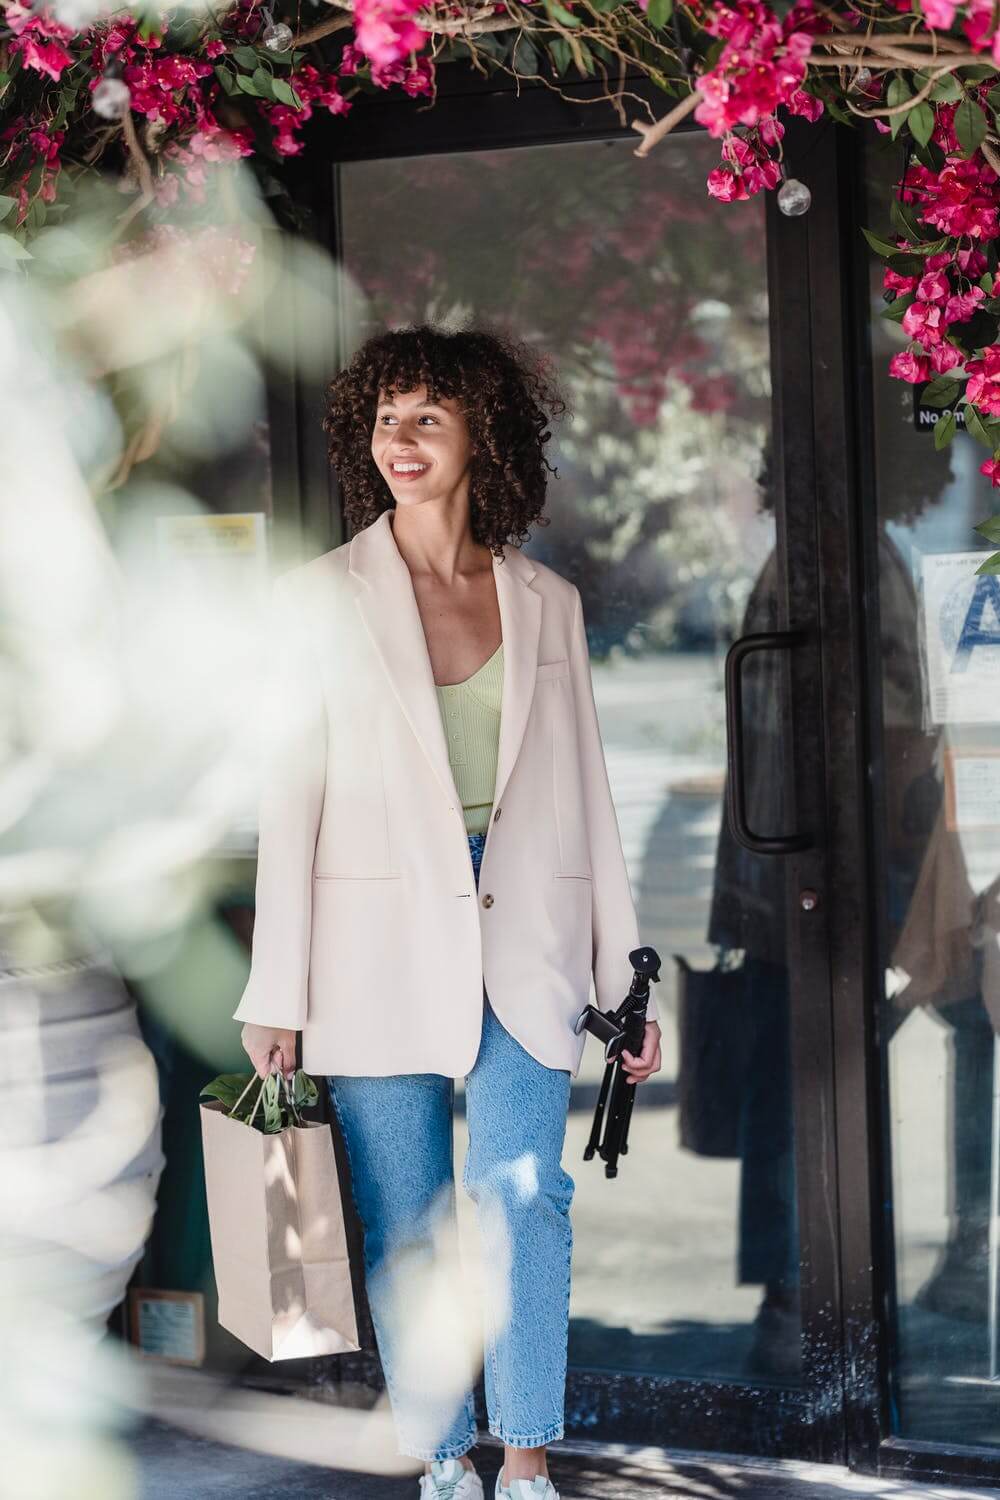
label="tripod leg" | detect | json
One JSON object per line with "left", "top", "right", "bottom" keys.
{"left": 583, "top": 1060, "right": 614, "bottom": 1161}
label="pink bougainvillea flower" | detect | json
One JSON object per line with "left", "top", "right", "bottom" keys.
{"left": 944, "top": 285, "right": 986, "bottom": 323}
{"left": 902, "top": 158, "right": 1000, "bottom": 241}
{"left": 930, "top": 342, "right": 964, "bottom": 374}
{"left": 957, "top": 245, "right": 989, "bottom": 277}
{"left": 352, "top": 0, "right": 427, "bottom": 68}
{"left": 922, "top": 0, "right": 958, "bottom": 27}
{"left": 966, "top": 347, "right": 1000, "bottom": 414}
{"left": 980, "top": 456, "right": 1000, "bottom": 487}
{"left": 902, "top": 298, "right": 944, "bottom": 344}
{"left": 916, "top": 269, "right": 950, "bottom": 303}
{"left": 889, "top": 349, "right": 932, "bottom": 382}
{"left": 17, "top": 34, "right": 73, "bottom": 79}
{"left": 707, "top": 164, "right": 749, "bottom": 201}
{"left": 884, "top": 266, "right": 918, "bottom": 293}
{"left": 338, "top": 42, "right": 362, "bottom": 74}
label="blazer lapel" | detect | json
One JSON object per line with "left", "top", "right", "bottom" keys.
{"left": 348, "top": 509, "right": 541, "bottom": 816}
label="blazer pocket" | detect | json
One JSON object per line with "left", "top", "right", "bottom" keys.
{"left": 554, "top": 872, "right": 593, "bottom": 880}
{"left": 536, "top": 659, "right": 569, "bottom": 680}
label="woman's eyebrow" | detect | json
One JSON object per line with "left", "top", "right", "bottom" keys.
{"left": 377, "top": 398, "right": 448, "bottom": 410}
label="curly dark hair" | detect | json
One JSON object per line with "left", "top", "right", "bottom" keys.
{"left": 322, "top": 322, "right": 568, "bottom": 557}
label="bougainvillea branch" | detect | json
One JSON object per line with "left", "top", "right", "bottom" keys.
{"left": 4, "top": 0, "right": 1000, "bottom": 557}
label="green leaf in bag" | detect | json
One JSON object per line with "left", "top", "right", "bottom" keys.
{"left": 201, "top": 1072, "right": 257, "bottom": 1109}
{"left": 293, "top": 1069, "right": 319, "bottom": 1109}
{"left": 261, "top": 1072, "right": 284, "bottom": 1133}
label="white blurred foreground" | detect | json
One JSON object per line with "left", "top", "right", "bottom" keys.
{"left": 0, "top": 166, "right": 490, "bottom": 1497}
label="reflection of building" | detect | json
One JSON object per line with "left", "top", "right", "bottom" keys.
{"left": 119, "top": 73, "right": 1000, "bottom": 1494}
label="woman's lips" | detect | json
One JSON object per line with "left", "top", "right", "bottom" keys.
{"left": 389, "top": 462, "right": 430, "bottom": 482}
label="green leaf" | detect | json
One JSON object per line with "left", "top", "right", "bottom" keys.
{"left": 881, "top": 293, "right": 915, "bottom": 322}
{"left": 934, "top": 408, "right": 958, "bottom": 450}
{"left": 887, "top": 252, "right": 927, "bottom": 273}
{"left": 253, "top": 65, "right": 277, "bottom": 98}
{"left": 0, "top": 233, "right": 32, "bottom": 266}
{"left": 235, "top": 72, "right": 264, "bottom": 96}
{"left": 988, "top": 83, "right": 1000, "bottom": 120}
{"left": 974, "top": 552, "right": 1000, "bottom": 575}
{"left": 965, "top": 402, "right": 996, "bottom": 447}
{"left": 908, "top": 101, "right": 935, "bottom": 148}
{"left": 231, "top": 45, "right": 260, "bottom": 68}
{"left": 545, "top": 0, "right": 581, "bottom": 25}
{"left": 292, "top": 1070, "right": 319, "bottom": 1109}
{"left": 200, "top": 1072, "right": 258, "bottom": 1111}
{"left": 927, "top": 73, "right": 963, "bottom": 103}
{"left": 270, "top": 77, "right": 302, "bottom": 106}
{"left": 981, "top": 271, "right": 995, "bottom": 293}
{"left": 549, "top": 36, "right": 572, "bottom": 71}
{"left": 890, "top": 195, "right": 926, "bottom": 245}
{"left": 961, "top": 63, "right": 997, "bottom": 81}
{"left": 0, "top": 195, "right": 16, "bottom": 224}
{"left": 214, "top": 64, "right": 238, "bottom": 96}
{"left": 261, "top": 1073, "right": 283, "bottom": 1133}
{"left": 974, "top": 514, "right": 1000, "bottom": 543}
{"left": 862, "top": 226, "right": 900, "bottom": 258}
{"left": 887, "top": 76, "right": 912, "bottom": 141}
{"left": 955, "top": 97, "right": 988, "bottom": 158}
{"left": 646, "top": 0, "right": 673, "bottom": 26}
{"left": 922, "top": 375, "right": 962, "bottom": 408}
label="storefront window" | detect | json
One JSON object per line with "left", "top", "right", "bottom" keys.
{"left": 866, "top": 137, "right": 1000, "bottom": 1447}
{"left": 337, "top": 131, "right": 803, "bottom": 1385}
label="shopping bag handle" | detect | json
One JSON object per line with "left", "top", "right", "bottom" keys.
{"left": 228, "top": 1068, "right": 303, "bottom": 1129}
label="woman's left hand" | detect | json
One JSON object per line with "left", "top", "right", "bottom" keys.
{"left": 620, "top": 1021, "right": 662, "bottom": 1085}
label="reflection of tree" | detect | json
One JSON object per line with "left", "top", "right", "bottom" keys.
{"left": 342, "top": 132, "right": 771, "bottom": 645}
{"left": 543, "top": 373, "right": 770, "bottom": 653}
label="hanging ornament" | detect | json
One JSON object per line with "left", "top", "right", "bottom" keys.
{"left": 93, "top": 75, "right": 131, "bottom": 120}
{"left": 851, "top": 65, "right": 872, "bottom": 92}
{"left": 261, "top": 7, "right": 294, "bottom": 51}
{"left": 777, "top": 177, "right": 811, "bottom": 217}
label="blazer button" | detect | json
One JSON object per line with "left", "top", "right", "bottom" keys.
{"left": 482, "top": 893, "right": 494, "bottom": 908}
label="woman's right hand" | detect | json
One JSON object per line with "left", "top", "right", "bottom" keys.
{"left": 240, "top": 1023, "right": 299, "bottom": 1081}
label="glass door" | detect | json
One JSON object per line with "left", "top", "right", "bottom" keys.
{"left": 862, "top": 132, "right": 1000, "bottom": 1457}
{"left": 329, "top": 103, "right": 845, "bottom": 1461}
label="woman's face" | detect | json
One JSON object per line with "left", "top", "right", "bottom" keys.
{"left": 371, "top": 383, "right": 475, "bottom": 512}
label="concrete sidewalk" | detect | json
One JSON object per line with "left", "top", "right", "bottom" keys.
{"left": 129, "top": 1417, "right": 1000, "bottom": 1500}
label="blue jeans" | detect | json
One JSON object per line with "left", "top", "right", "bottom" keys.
{"left": 326, "top": 831, "right": 575, "bottom": 1461}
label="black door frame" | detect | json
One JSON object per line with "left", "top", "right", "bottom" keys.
{"left": 284, "top": 64, "right": 1000, "bottom": 1487}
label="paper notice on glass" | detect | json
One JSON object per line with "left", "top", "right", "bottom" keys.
{"left": 155, "top": 512, "right": 268, "bottom": 599}
{"left": 921, "top": 551, "right": 1000, "bottom": 724}
{"left": 944, "top": 749, "right": 1000, "bottom": 830}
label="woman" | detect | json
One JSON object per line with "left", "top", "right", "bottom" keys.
{"left": 234, "top": 324, "right": 662, "bottom": 1500}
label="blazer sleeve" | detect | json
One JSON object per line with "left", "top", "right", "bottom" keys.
{"left": 568, "top": 586, "right": 661, "bottom": 1027}
{"left": 232, "top": 573, "right": 327, "bottom": 1032}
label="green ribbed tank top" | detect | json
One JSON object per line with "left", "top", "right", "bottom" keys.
{"left": 434, "top": 642, "right": 503, "bottom": 836}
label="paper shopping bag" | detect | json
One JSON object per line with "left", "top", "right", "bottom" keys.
{"left": 200, "top": 1088, "right": 361, "bottom": 1361}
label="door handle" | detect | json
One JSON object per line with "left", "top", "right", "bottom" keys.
{"left": 723, "top": 629, "right": 813, "bottom": 855}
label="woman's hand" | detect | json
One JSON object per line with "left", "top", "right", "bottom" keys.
{"left": 240, "top": 1023, "right": 298, "bottom": 1081}
{"left": 620, "top": 1020, "right": 662, "bottom": 1085}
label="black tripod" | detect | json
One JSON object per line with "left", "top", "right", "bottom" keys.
{"left": 573, "top": 945, "right": 661, "bottom": 1177}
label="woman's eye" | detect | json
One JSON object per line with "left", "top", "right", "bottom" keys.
{"left": 378, "top": 415, "right": 436, "bottom": 425}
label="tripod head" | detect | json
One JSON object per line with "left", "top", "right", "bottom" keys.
{"left": 573, "top": 946, "right": 661, "bottom": 1060}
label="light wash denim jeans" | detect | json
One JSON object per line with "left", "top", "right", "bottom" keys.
{"left": 326, "top": 831, "right": 575, "bottom": 1461}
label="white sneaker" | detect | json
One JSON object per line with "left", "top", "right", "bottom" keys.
{"left": 494, "top": 1470, "right": 560, "bottom": 1500}
{"left": 419, "top": 1458, "right": 485, "bottom": 1500}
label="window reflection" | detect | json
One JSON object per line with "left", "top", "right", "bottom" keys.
{"left": 867, "top": 133, "right": 1000, "bottom": 1447}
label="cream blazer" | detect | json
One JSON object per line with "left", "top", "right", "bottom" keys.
{"left": 232, "top": 508, "right": 659, "bottom": 1078}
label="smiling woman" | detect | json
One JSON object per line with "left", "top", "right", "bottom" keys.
{"left": 321, "top": 322, "right": 567, "bottom": 555}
